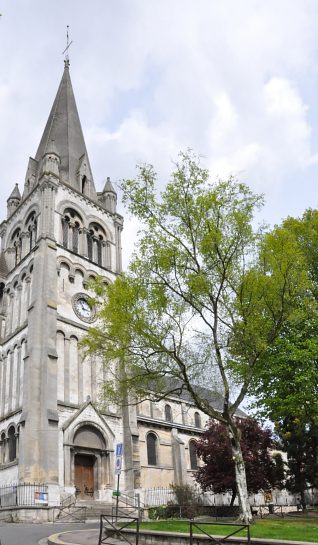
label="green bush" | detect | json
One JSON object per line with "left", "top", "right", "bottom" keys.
{"left": 148, "top": 506, "right": 169, "bottom": 520}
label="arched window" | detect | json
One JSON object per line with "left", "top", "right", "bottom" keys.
{"left": 147, "top": 432, "right": 158, "bottom": 466}
{"left": 164, "top": 404, "right": 172, "bottom": 422}
{"left": 189, "top": 440, "right": 198, "bottom": 470}
{"left": 25, "top": 211, "right": 37, "bottom": 252}
{"left": 62, "top": 208, "right": 83, "bottom": 255}
{"left": 0, "top": 432, "right": 6, "bottom": 464}
{"left": 11, "top": 228, "right": 22, "bottom": 266}
{"left": 87, "top": 223, "right": 106, "bottom": 267}
{"left": 7, "top": 426, "right": 16, "bottom": 462}
{"left": 194, "top": 412, "right": 201, "bottom": 428}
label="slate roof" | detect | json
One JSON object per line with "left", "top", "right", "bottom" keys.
{"left": 34, "top": 61, "right": 95, "bottom": 192}
{"left": 7, "top": 183, "right": 21, "bottom": 201}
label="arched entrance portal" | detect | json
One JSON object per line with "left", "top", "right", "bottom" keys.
{"left": 70, "top": 424, "right": 110, "bottom": 499}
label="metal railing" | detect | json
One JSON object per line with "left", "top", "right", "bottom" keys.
{"left": 0, "top": 483, "right": 48, "bottom": 508}
{"left": 99, "top": 513, "right": 139, "bottom": 545}
{"left": 112, "top": 492, "right": 143, "bottom": 520}
{"left": 190, "top": 521, "right": 250, "bottom": 545}
{"left": 141, "top": 486, "right": 314, "bottom": 509}
{"left": 53, "top": 494, "right": 87, "bottom": 523}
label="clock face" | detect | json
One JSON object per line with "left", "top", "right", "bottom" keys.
{"left": 72, "top": 293, "right": 96, "bottom": 323}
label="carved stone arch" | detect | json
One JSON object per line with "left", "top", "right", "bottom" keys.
{"left": 27, "top": 260, "right": 34, "bottom": 275}
{"left": 87, "top": 214, "right": 113, "bottom": 243}
{"left": 23, "top": 204, "right": 40, "bottom": 229}
{"left": 57, "top": 256, "right": 73, "bottom": 272}
{"left": 18, "top": 335, "right": 27, "bottom": 348}
{"left": 6, "top": 421, "right": 17, "bottom": 435}
{"left": 100, "top": 275, "right": 112, "bottom": 285}
{"left": 71, "top": 420, "right": 108, "bottom": 446}
{"left": 65, "top": 417, "right": 113, "bottom": 498}
{"left": 6, "top": 221, "right": 24, "bottom": 245}
{"left": 74, "top": 266, "right": 85, "bottom": 279}
{"left": 5, "top": 284, "right": 14, "bottom": 296}
{"left": 57, "top": 199, "right": 88, "bottom": 226}
{"left": 18, "top": 265, "right": 29, "bottom": 284}
{"left": 10, "top": 274, "right": 19, "bottom": 288}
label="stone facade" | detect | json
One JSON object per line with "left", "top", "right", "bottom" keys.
{"left": 0, "top": 61, "right": 209, "bottom": 502}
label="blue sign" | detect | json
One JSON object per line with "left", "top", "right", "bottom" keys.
{"left": 116, "top": 443, "right": 123, "bottom": 457}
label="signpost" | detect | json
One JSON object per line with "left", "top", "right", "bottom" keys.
{"left": 114, "top": 443, "right": 123, "bottom": 519}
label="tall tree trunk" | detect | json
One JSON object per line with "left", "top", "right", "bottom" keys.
{"left": 228, "top": 420, "right": 253, "bottom": 524}
{"left": 300, "top": 489, "right": 306, "bottom": 511}
{"left": 230, "top": 488, "right": 237, "bottom": 507}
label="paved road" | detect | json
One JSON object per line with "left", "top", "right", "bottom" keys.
{"left": 0, "top": 522, "right": 99, "bottom": 545}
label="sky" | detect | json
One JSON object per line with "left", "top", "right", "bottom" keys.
{"left": 1, "top": 0, "right": 318, "bottom": 268}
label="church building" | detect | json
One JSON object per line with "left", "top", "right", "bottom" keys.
{"left": 0, "top": 60, "right": 210, "bottom": 506}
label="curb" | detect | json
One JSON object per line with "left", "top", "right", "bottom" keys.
{"left": 48, "top": 529, "right": 97, "bottom": 545}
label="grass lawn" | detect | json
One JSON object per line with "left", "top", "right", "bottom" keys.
{"left": 139, "top": 518, "right": 318, "bottom": 542}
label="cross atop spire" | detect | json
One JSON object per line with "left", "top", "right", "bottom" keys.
{"left": 62, "top": 25, "right": 73, "bottom": 67}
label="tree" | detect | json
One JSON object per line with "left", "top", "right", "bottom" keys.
{"left": 195, "top": 418, "right": 282, "bottom": 506}
{"left": 84, "top": 152, "right": 310, "bottom": 522}
{"left": 252, "top": 209, "right": 318, "bottom": 509}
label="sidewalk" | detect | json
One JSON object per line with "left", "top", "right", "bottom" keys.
{"left": 48, "top": 528, "right": 100, "bottom": 545}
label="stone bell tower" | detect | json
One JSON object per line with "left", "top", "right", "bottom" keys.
{"left": 0, "top": 60, "right": 124, "bottom": 498}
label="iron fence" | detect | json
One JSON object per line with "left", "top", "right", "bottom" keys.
{"left": 141, "top": 487, "right": 315, "bottom": 508}
{"left": 0, "top": 483, "right": 48, "bottom": 508}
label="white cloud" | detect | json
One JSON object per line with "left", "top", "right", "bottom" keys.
{"left": 1, "top": 0, "right": 318, "bottom": 246}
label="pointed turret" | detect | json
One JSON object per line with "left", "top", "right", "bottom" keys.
{"left": 41, "top": 139, "right": 60, "bottom": 178}
{"left": 34, "top": 62, "right": 96, "bottom": 197}
{"left": 7, "top": 183, "right": 21, "bottom": 218}
{"left": 98, "top": 176, "right": 117, "bottom": 213}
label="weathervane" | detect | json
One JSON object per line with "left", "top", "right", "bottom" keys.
{"left": 62, "top": 25, "right": 73, "bottom": 64}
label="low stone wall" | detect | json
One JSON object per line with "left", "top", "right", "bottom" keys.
{"left": 0, "top": 506, "right": 54, "bottom": 523}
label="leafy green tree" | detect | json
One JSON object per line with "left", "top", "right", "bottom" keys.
{"left": 252, "top": 209, "right": 318, "bottom": 509}
{"left": 84, "top": 153, "right": 310, "bottom": 522}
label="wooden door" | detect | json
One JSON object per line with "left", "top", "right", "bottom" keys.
{"left": 74, "top": 454, "right": 94, "bottom": 498}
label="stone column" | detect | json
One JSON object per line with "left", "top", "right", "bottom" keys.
{"left": 68, "top": 220, "right": 75, "bottom": 251}
{"left": 81, "top": 228, "right": 89, "bottom": 257}
{"left": 102, "top": 241, "right": 107, "bottom": 268}
{"left": 114, "top": 222, "right": 123, "bottom": 273}
{"left": 106, "top": 242, "right": 111, "bottom": 269}
{"left": 64, "top": 337, "right": 70, "bottom": 403}
{"left": 16, "top": 345, "right": 21, "bottom": 410}
{"left": 7, "top": 292, "right": 14, "bottom": 335}
{"left": 8, "top": 349, "right": 14, "bottom": 413}
{"left": 17, "top": 284, "right": 22, "bottom": 328}
{"left": 171, "top": 428, "right": 187, "bottom": 484}
{"left": 21, "top": 232, "right": 30, "bottom": 258}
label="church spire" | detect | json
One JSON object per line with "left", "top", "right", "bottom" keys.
{"left": 34, "top": 62, "right": 96, "bottom": 198}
